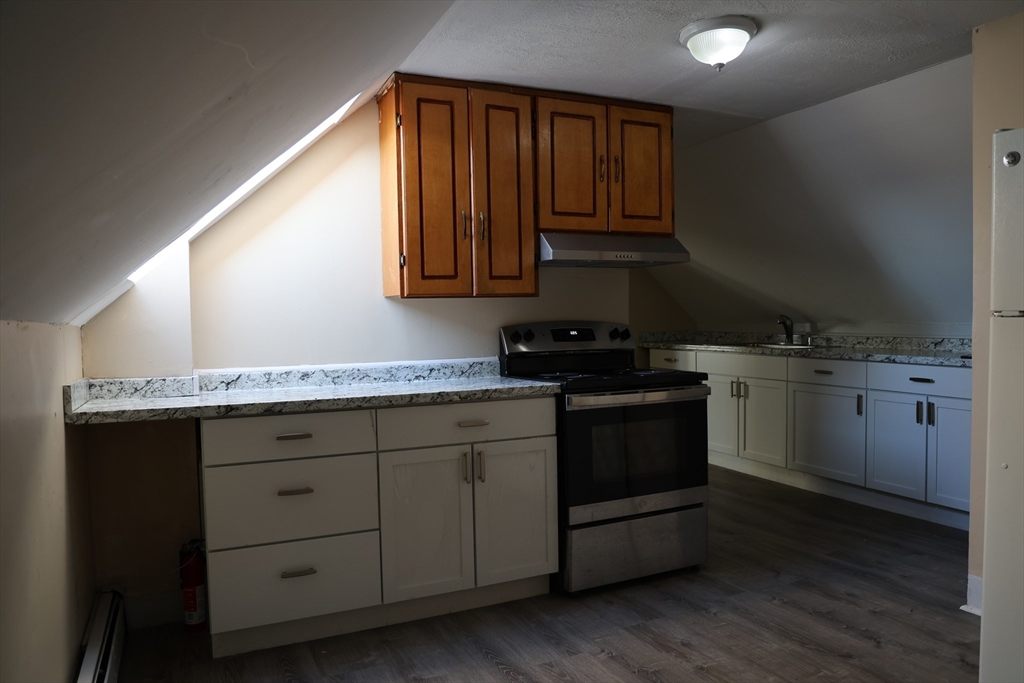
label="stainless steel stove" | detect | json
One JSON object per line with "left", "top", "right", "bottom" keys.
{"left": 500, "top": 321, "right": 711, "bottom": 592}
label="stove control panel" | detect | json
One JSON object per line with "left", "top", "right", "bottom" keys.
{"left": 500, "top": 320, "right": 635, "bottom": 355}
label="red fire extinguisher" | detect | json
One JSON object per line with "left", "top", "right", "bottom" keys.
{"left": 180, "top": 539, "right": 207, "bottom": 631}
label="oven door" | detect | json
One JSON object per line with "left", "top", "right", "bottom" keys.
{"left": 561, "top": 385, "right": 709, "bottom": 523}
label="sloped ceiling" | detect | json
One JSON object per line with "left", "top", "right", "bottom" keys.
{"left": 3, "top": 0, "right": 1021, "bottom": 324}
{"left": 0, "top": 0, "right": 452, "bottom": 323}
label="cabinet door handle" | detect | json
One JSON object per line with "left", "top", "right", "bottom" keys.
{"left": 599, "top": 155, "right": 605, "bottom": 182}
{"left": 463, "top": 451, "right": 471, "bottom": 484}
{"left": 916, "top": 401, "right": 924, "bottom": 425}
{"left": 743, "top": 382, "right": 749, "bottom": 399}
{"left": 729, "top": 380, "right": 736, "bottom": 398}
{"left": 280, "top": 567, "right": 317, "bottom": 580}
{"left": 276, "top": 432, "right": 312, "bottom": 441}
{"left": 927, "top": 402, "right": 936, "bottom": 426}
{"left": 462, "top": 211, "right": 468, "bottom": 240}
{"left": 458, "top": 420, "right": 490, "bottom": 428}
{"left": 478, "top": 451, "right": 486, "bottom": 483}
{"left": 857, "top": 394, "right": 864, "bottom": 416}
{"left": 479, "top": 212, "right": 486, "bottom": 240}
{"left": 909, "top": 377, "right": 935, "bottom": 384}
{"left": 614, "top": 155, "right": 620, "bottom": 183}
{"left": 813, "top": 369, "right": 834, "bottom": 375}
{"left": 277, "top": 486, "right": 314, "bottom": 497}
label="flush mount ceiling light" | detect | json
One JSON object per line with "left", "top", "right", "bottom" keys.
{"left": 678, "top": 16, "right": 757, "bottom": 71}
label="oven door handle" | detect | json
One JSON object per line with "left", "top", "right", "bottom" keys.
{"left": 565, "top": 385, "right": 711, "bottom": 410}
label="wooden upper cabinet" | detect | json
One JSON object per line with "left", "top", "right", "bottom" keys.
{"left": 536, "top": 98, "right": 608, "bottom": 233}
{"left": 609, "top": 106, "right": 674, "bottom": 235}
{"left": 470, "top": 90, "right": 536, "bottom": 296}
{"left": 398, "top": 82, "right": 473, "bottom": 297}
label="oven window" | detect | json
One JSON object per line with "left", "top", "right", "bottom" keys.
{"left": 562, "top": 397, "right": 708, "bottom": 508}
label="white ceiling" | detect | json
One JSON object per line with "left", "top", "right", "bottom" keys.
{"left": 0, "top": 0, "right": 452, "bottom": 323}
{"left": 404, "top": 0, "right": 1023, "bottom": 145}
{"left": 1, "top": 0, "right": 1021, "bottom": 324}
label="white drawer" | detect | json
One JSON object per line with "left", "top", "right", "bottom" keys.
{"left": 867, "top": 363, "right": 971, "bottom": 399}
{"left": 203, "top": 453, "right": 378, "bottom": 551}
{"left": 202, "top": 410, "right": 376, "bottom": 466}
{"left": 788, "top": 358, "right": 866, "bottom": 388}
{"left": 650, "top": 349, "right": 696, "bottom": 371}
{"left": 377, "top": 397, "right": 555, "bottom": 451}
{"left": 208, "top": 531, "right": 381, "bottom": 633}
{"left": 696, "top": 352, "right": 786, "bottom": 381}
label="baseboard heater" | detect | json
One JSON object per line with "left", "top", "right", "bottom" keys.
{"left": 77, "top": 591, "right": 126, "bottom": 683}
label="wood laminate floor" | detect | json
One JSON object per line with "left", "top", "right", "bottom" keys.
{"left": 120, "top": 466, "right": 978, "bottom": 682}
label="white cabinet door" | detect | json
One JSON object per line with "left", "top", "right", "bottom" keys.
{"left": 706, "top": 373, "right": 738, "bottom": 457}
{"left": 378, "top": 446, "right": 475, "bottom": 603}
{"left": 738, "top": 377, "right": 787, "bottom": 467}
{"left": 927, "top": 396, "right": 971, "bottom": 511}
{"left": 473, "top": 436, "right": 558, "bottom": 587}
{"left": 865, "top": 390, "right": 927, "bottom": 500}
{"left": 788, "top": 383, "right": 866, "bottom": 485}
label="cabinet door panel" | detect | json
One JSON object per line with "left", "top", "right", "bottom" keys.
{"left": 788, "top": 383, "right": 866, "bottom": 485}
{"left": 470, "top": 90, "right": 536, "bottom": 295}
{"left": 739, "top": 378, "right": 787, "bottom": 467}
{"left": 474, "top": 437, "right": 558, "bottom": 586}
{"left": 865, "top": 390, "right": 927, "bottom": 500}
{"left": 536, "top": 98, "right": 608, "bottom": 232}
{"left": 400, "top": 83, "right": 472, "bottom": 296}
{"left": 378, "top": 446, "right": 475, "bottom": 603}
{"left": 927, "top": 397, "right": 971, "bottom": 510}
{"left": 609, "top": 107, "right": 673, "bottom": 234}
{"left": 706, "top": 374, "right": 738, "bottom": 457}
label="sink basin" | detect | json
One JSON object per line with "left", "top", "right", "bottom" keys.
{"left": 745, "top": 343, "right": 815, "bottom": 350}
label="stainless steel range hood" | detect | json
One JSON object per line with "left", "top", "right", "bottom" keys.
{"left": 539, "top": 232, "right": 691, "bottom": 268}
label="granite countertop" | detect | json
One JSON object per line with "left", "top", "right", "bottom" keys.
{"left": 640, "top": 332, "right": 972, "bottom": 368}
{"left": 63, "top": 359, "right": 560, "bottom": 425}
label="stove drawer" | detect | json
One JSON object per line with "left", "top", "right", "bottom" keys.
{"left": 377, "top": 397, "right": 556, "bottom": 451}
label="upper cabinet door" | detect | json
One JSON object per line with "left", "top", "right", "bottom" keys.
{"left": 400, "top": 83, "right": 473, "bottom": 296}
{"left": 536, "top": 98, "right": 608, "bottom": 233}
{"left": 608, "top": 106, "right": 674, "bottom": 235}
{"left": 470, "top": 90, "right": 537, "bottom": 296}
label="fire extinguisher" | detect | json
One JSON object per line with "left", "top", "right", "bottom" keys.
{"left": 180, "top": 539, "right": 207, "bottom": 631}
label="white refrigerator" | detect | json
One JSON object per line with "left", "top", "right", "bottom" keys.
{"left": 980, "top": 128, "right": 1024, "bottom": 683}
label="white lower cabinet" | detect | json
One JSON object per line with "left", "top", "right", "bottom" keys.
{"left": 739, "top": 378, "right": 788, "bottom": 467}
{"left": 378, "top": 436, "right": 558, "bottom": 602}
{"left": 927, "top": 396, "right": 972, "bottom": 511}
{"left": 378, "top": 446, "right": 476, "bottom": 603}
{"left": 866, "top": 390, "right": 927, "bottom": 499}
{"left": 705, "top": 373, "right": 739, "bottom": 457}
{"left": 788, "top": 383, "right": 866, "bottom": 485}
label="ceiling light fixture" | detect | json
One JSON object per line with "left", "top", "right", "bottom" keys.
{"left": 678, "top": 16, "right": 757, "bottom": 72}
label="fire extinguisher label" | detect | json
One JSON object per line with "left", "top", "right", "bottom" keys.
{"left": 184, "top": 584, "right": 207, "bottom": 625}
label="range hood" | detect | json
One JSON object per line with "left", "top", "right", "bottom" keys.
{"left": 539, "top": 232, "right": 691, "bottom": 268}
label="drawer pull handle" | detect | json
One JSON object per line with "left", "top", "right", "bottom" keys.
{"left": 909, "top": 377, "right": 936, "bottom": 383}
{"left": 813, "top": 370, "right": 834, "bottom": 375}
{"left": 278, "top": 486, "right": 314, "bottom": 497}
{"left": 663, "top": 357, "right": 678, "bottom": 363}
{"left": 280, "top": 567, "right": 317, "bottom": 580}
{"left": 458, "top": 420, "right": 490, "bottom": 428}
{"left": 916, "top": 401, "right": 924, "bottom": 425}
{"left": 276, "top": 432, "right": 313, "bottom": 441}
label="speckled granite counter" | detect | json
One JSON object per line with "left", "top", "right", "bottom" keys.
{"left": 640, "top": 332, "right": 972, "bottom": 368}
{"left": 63, "top": 358, "right": 560, "bottom": 425}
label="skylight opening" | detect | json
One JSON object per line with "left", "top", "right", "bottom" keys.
{"left": 128, "top": 92, "right": 362, "bottom": 283}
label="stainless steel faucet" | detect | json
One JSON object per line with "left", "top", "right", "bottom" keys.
{"left": 777, "top": 314, "right": 794, "bottom": 344}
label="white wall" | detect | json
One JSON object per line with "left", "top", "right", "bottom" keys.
{"left": 83, "top": 239, "right": 192, "bottom": 378}
{"left": 0, "top": 320, "right": 95, "bottom": 682}
{"left": 189, "top": 101, "right": 629, "bottom": 369}
{"left": 654, "top": 56, "right": 974, "bottom": 337}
